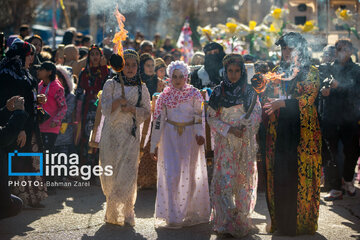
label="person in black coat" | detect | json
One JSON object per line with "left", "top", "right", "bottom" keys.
{"left": 0, "top": 96, "right": 27, "bottom": 219}
{"left": 0, "top": 39, "right": 47, "bottom": 207}
{"left": 320, "top": 39, "right": 360, "bottom": 201}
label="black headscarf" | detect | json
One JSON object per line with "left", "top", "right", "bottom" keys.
{"left": 0, "top": 39, "right": 37, "bottom": 130}
{"left": 139, "top": 53, "right": 154, "bottom": 76}
{"left": 209, "top": 54, "right": 254, "bottom": 111}
{"left": 3, "top": 40, "right": 32, "bottom": 65}
{"left": 139, "top": 53, "right": 158, "bottom": 97}
{"left": 0, "top": 40, "right": 33, "bottom": 84}
{"left": 203, "top": 42, "right": 225, "bottom": 85}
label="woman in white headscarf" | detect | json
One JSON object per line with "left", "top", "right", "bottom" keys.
{"left": 150, "top": 61, "right": 210, "bottom": 228}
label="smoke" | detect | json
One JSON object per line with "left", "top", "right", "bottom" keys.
{"left": 88, "top": 0, "right": 172, "bottom": 39}
{"left": 88, "top": 0, "right": 145, "bottom": 15}
{"left": 87, "top": 0, "right": 145, "bottom": 37}
{"left": 302, "top": 33, "right": 328, "bottom": 52}
{"left": 274, "top": 32, "right": 329, "bottom": 86}
{"left": 154, "top": 0, "right": 173, "bottom": 37}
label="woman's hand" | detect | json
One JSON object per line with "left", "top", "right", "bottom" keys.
{"left": 14, "top": 97, "right": 25, "bottom": 111}
{"left": 321, "top": 87, "right": 330, "bottom": 97}
{"left": 330, "top": 79, "right": 339, "bottom": 89}
{"left": 263, "top": 99, "right": 285, "bottom": 115}
{"left": 150, "top": 153, "right": 157, "bottom": 161}
{"left": 50, "top": 122, "right": 57, "bottom": 128}
{"left": 119, "top": 96, "right": 134, "bottom": 114}
{"left": 17, "top": 130, "right": 26, "bottom": 148}
{"left": 6, "top": 96, "right": 24, "bottom": 111}
{"left": 119, "top": 97, "right": 127, "bottom": 106}
{"left": 37, "top": 94, "right": 47, "bottom": 104}
{"left": 240, "top": 114, "right": 254, "bottom": 128}
{"left": 121, "top": 105, "right": 136, "bottom": 114}
{"left": 150, "top": 147, "right": 158, "bottom": 161}
{"left": 228, "top": 126, "right": 244, "bottom": 138}
{"left": 112, "top": 97, "right": 127, "bottom": 113}
{"left": 195, "top": 135, "right": 205, "bottom": 145}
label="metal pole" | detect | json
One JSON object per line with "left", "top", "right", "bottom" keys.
{"left": 326, "top": 0, "right": 329, "bottom": 44}
{"left": 52, "top": 0, "right": 57, "bottom": 49}
{"left": 248, "top": 0, "right": 251, "bottom": 23}
{"left": 356, "top": 0, "right": 359, "bottom": 32}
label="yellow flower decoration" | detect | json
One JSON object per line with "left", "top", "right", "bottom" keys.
{"left": 333, "top": 8, "right": 356, "bottom": 32}
{"left": 340, "top": 9, "right": 351, "bottom": 21}
{"left": 202, "top": 28, "right": 212, "bottom": 36}
{"left": 265, "top": 35, "right": 272, "bottom": 48}
{"left": 269, "top": 24, "right": 278, "bottom": 33}
{"left": 272, "top": 8, "right": 282, "bottom": 20}
{"left": 97, "top": 90, "right": 102, "bottom": 99}
{"left": 297, "top": 20, "right": 317, "bottom": 33}
{"left": 302, "top": 21, "right": 315, "bottom": 32}
{"left": 226, "top": 22, "right": 238, "bottom": 34}
{"left": 249, "top": 21, "right": 257, "bottom": 31}
{"left": 335, "top": 8, "right": 353, "bottom": 22}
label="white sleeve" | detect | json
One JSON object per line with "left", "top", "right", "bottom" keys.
{"left": 194, "top": 97, "right": 204, "bottom": 137}
{"left": 135, "top": 84, "right": 151, "bottom": 124}
{"left": 150, "top": 105, "right": 166, "bottom": 153}
{"left": 101, "top": 80, "right": 114, "bottom": 118}
{"left": 207, "top": 106, "right": 231, "bottom": 137}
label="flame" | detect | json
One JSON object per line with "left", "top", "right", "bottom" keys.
{"left": 251, "top": 73, "right": 268, "bottom": 94}
{"left": 113, "top": 7, "right": 128, "bottom": 59}
{"left": 263, "top": 72, "right": 284, "bottom": 83}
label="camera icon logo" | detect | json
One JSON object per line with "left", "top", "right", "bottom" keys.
{"left": 8, "top": 150, "right": 43, "bottom": 176}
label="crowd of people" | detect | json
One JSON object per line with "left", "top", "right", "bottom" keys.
{"left": 0, "top": 24, "right": 359, "bottom": 239}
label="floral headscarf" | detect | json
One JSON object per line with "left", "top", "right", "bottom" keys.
{"left": 153, "top": 61, "right": 203, "bottom": 119}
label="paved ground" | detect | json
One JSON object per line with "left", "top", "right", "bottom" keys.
{"left": 0, "top": 182, "right": 359, "bottom": 240}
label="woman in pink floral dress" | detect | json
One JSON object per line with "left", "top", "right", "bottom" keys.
{"left": 207, "top": 54, "right": 261, "bottom": 238}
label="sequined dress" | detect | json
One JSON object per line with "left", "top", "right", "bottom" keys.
{"left": 207, "top": 101, "right": 261, "bottom": 238}
{"left": 99, "top": 79, "right": 151, "bottom": 226}
{"left": 150, "top": 96, "right": 210, "bottom": 228}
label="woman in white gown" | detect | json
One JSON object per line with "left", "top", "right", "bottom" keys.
{"left": 150, "top": 61, "right": 210, "bottom": 228}
{"left": 207, "top": 54, "right": 261, "bottom": 238}
{"left": 99, "top": 50, "right": 151, "bottom": 226}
